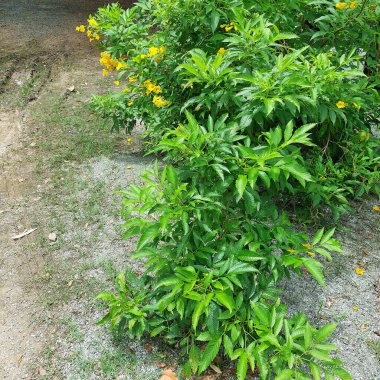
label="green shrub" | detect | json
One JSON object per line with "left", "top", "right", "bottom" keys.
{"left": 79, "top": 0, "right": 380, "bottom": 378}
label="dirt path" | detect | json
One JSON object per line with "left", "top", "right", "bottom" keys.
{"left": 0, "top": 2, "right": 130, "bottom": 378}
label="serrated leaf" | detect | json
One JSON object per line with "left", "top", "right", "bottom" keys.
{"left": 216, "top": 292, "right": 235, "bottom": 312}
{"left": 192, "top": 301, "right": 205, "bottom": 330}
{"left": 237, "top": 351, "right": 248, "bottom": 380}
{"left": 315, "top": 323, "right": 336, "bottom": 342}
{"left": 310, "top": 362, "right": 321, "bottom": 380}
{"left": 198, "top": 338, "right": 222, "bottom": 374}
{"left": 303, "top": 258, "right": 325, "bottom": 287}
{"left": 236, "top": 175, "right": 248, "bottom": 200}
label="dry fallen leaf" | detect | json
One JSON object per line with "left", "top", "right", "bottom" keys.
{"left": 360, "top": 323, "right": 369, "bottom": 330}
{"left": 154, "top": 361, "right": 167, "bottom": 368}
{"left": 210, "top": 364, "right": 222, "bottom": 374}
{"left": 159, "top": 369, "right": 178, "bottom": 380}
{"left": 68, "top": 280, "right": 73, "bottom": 287}
{"left": 48, "top": 232, "right": 57, "bottom": 242}
{"left": 30, "top": 142, "right": 36, "bottom": 147}
{"left": 145, "top": 343, "right": 153, "bottom": 354}
{"left": 16, "top": 353, "right": 23, "bottom": 366}
{"left": 325, "top": 299, "right": 333, "bottom": 308}
{"left": 38, "top": 367, "right": 47, "bottom": 376}
{"left": 12, "top": 228, "right": 37, "bottom": 240}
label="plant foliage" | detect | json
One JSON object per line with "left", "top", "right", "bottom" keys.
{"left": 80, "top": 0, "right": 380, "bottom": 378}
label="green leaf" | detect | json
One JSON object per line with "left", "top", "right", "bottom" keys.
{"left": 198, "top": 338, "right": 222, "bottom": 374}
{"left": 310, "top": 349, "right": 333, "bottom": 362}
{"left": 237, "top": 351, "right": 248, "bottom": 380}
{"left": 332, "top": 368, "right": 352, "bottom": 380}
{"left": 151, "top": 325, "right": 166, "bottom": 337}
{"left": 304, "top": 323, "right": 313, "bottom": 349}
{"left": 210, "top": 10, "right": 220, "bottom": 33}
{"left": 320, "top": 228, "right": 336, "bottom": 244}
{"left": 275, "top": 369, "right": 293, "bottom": 380}
{"left": 303, "top": 258, "right": 325, "bottom": 287}
{"left": 310, "top": 362, "right": 321, "bottom": 380}
{"left": 236, "top": 175, "right": 248, "bottom": 200}
{"left": 223, "top": 335, "right": 234, "bottom": 358}
{"left": 137, "top": 224, "right": 160, "bottom": 251}
{"left": 312, "top": 228, "right": 324, "bottom": 245}
{"left": 189, "top": 345, "right": 202, "bottom": 374}
{"left": 207, "top": 302, "right": 220, "bottom": 336}
{"left": 156, "top": 277, "right": 181, "bottom": 289}
{"left": 315, "top": 323, "right": 336, "bottom": 342}
{"left": 216, "top": 292, "right": 235, "bottom": 312}
{"left": 192, "top": 301, "right": 205, "bottom": 330}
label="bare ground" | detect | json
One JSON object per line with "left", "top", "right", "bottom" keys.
{"left": 0, "top": 1, "right": 379, "bottom": 380}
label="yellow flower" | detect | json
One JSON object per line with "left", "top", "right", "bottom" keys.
{"left": 152, "top": 96, "right": 169, "bottom": 107}
{"left": 287, "top": 249, "right": 296, "bottom": 253}
{"left": 353, "top": 102, "right": 361, "bottom": 110}
{"left": 217, "top": 47, "right": 226, "bottom": 55}
{"left": 129, "top": 76, "right": 137, "bottom": 83}
{"left": 225, "top": 25, "right": 233, "bottom": 31}
{"left": 335, "top": 2, "right": 347, "bottom": 9}
{"left": 373, "top": 206, "right": 380, "bottom": 213}
{"left": 355, "top": 267, "right": 365, "bottom": 275}
{"left": 159, "top": 47, "right": 167, "bottom": 53}
{"left": 122, "top": 87, "right": 131, "bottom": 93}
{"left": 102, "top": 69, "right": 109, "bottom": 77}
{"left": 336, "top": 100, "right": 347, "bottom": 109}
{"left": 75, "top": 25, "right": 86, "bottom": 33}
{"left": 87, "top": 30, "right": 92, "bottom": 37}
{"left": 139, "top": 54, "right": 147, "bottom": 59}
{"left": 307, "top": 251, "right": 316, "bottom": 257}
{"left": 144, "top": 80, "right": 161, "bottom": 95}
{"left": 148, "top": 46, "right": 160, "bottom": 57}
{"left": 99, "top": 52, "right": 118, "bottom": 71}
{"left": 94, "top": 34, "right": 100, "bottom": 40}
{"left": 116, "top": 61, "right": 128, "bottom": 71}
{"left": 353, "top": 305, "right": 359, "bottom": 311}
{"left": 349, "top": 1, "right": 357, "bottom": 9}
{"left": 127, "top": 137, "right": 132, "bottom": 143}
{"left": 302, "top": 243, "right": 312, "bottom": 249}
{"left": 114, "top": 81, "right": 120, "bottom": 86}
{"left": 88, "top": 17, "right": 99, "bottom": 28}
{"left": 220, "top": 24, "right": 226, "bottom": 28}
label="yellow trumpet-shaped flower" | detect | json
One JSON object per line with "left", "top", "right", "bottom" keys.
{"left": 152, "top": 96, "right": 169, "bottom": 107}
{"left": 75, "top": 25, "right": 86, "bottom": 33}
{"left": 355, "top": 267, "right": 365, "bottom": 275}
{"left": 335, "top": 2, "right": 347, "bottom": 9}
{"left": 336, "top": 100, "right": 347, "bottom": 109}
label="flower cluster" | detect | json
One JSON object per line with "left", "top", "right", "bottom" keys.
{"left": 137, "top": 46, "right": 167, "bottom": 62}
{"left": 152, "top": 95, "right": 169, "bottom": 107}
{"left": 220, "top": 21, "right": 237, "bottom": 32}
{"left": 75, "top": 24, "right": 100, "bottom": 41}
{"left": 99, "top": 52, "right": 120, "bottom": 76}
{"left": 336, "top": 100, "right": 361, "bottom": 110}
{"left": 144, "top": 79, "right": 161, "bottom": 95}
{"left": 335, "top": 1, "right": 357, "bottom": 9}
